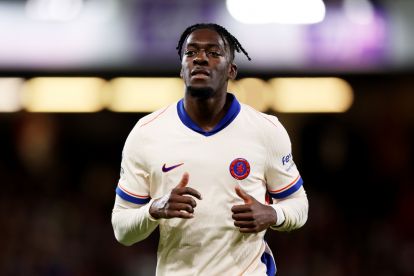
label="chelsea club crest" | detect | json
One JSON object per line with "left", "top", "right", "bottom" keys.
{"left": 229, "top": 158, "right": 250, "bottom": 180}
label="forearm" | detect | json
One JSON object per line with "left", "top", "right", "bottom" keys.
{"left": 270, "top": 186, "right": 308, "bottom": 232}
{"left": 111, "top": 195, "right": 159, "bottom": 246}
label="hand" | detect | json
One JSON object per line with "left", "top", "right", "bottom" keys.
{"left": 149, "top": 172, "right": 202, "bottom": 219}
{"left": 231, "top": 185, "right": 277, "bottom": 233}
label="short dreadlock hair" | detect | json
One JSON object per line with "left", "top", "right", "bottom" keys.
{"left": 176, "top": 23, "right": 251, "bottom": 62}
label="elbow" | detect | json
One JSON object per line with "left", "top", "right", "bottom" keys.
{"left": 292, "top": 188, "right": 309, "bottom": 229}
{"left": 279, "top": 195, "right": 309, "bottom": 231}
{"left": 296, "top": 207, "right": 308, "bottom": 229}
{"left": 113, "top": 230, "right": 149, "bottom": 246}
{"left": 299, "top": 197, "right": 309, "bottom": 227}
{"left": 111, "top": 215, "right": 135, "bottom": 246}
{"left": 295, "top": 196, "right": 309, "bottom": 229}
{"left": 114, "top": 232, "right": 135, "bottom": 247}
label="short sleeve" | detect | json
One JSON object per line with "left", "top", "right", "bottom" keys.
{"left": 115, "top": 126, "right": 151, "bottom": 205}
{"left": 264, "top": 115, "right": 303, "bottom": 199}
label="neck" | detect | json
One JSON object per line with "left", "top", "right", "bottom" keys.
{"left": 184, "top": 90, "right": 231, "bottom": 132}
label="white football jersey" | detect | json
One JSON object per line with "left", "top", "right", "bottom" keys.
{"left": 116, "top": 94, "right": 303, "bottom": 276}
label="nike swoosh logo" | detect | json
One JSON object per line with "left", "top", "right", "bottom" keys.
{"left": 162, "top": 163, "right": 184, "bottom": 172}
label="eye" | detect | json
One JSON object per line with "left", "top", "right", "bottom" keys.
{"left": 209, "top": 51, "right": 222, "bottom": 57}
{"left": 184, "top": 50, "right": 196, "bottom": 57}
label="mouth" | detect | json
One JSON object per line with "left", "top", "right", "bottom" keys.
{"left": 191, "top": 68, "right": 210, "bottom": 77}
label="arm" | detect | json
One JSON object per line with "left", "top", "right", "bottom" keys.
{"left": 111, "top": 196, "right": 159, "bottom": 246}
{"left": 112, "top": 172, "right": 202, "bottom": 246}
{"left": 112, "top": 124, "right": 157, "bottom": 246}
{"left": 270, "top": 186, "right": 308, "bottom": 232}
{"left": 254, "top": 113, "right": 308, "bottom": 232}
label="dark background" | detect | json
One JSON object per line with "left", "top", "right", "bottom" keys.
{"left": 1, "top": 0, "right": 414, "bottom": 275}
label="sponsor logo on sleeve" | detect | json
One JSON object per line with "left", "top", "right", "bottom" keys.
{"left": 282, "top": 153, "right": 295, "bottom": 171}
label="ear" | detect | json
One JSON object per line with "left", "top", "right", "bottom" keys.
{"left": 228, "top": 63, "right": 238, "bottom": 80}
{"left": 180, "top": 68, "right": 183, "bottom": 79}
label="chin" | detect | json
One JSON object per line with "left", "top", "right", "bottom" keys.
{"left": 187, "top": 86, "right": 215, "bottom": 99}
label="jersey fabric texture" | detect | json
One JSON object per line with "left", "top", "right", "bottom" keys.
{"left": 115, "top": 94, "right": 303, "bottom": 276}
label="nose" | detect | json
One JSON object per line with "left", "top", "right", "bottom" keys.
{"left": 193, "top": 50, "right": 208, "bottom": 65}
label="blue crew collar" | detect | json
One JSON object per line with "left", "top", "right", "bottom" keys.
{"left": 177, "top": 93, "right": 241, "bottom": 137}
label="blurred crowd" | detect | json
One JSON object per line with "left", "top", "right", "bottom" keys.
{"left": 0, "top": 75, "right": 413, "bottom": 276}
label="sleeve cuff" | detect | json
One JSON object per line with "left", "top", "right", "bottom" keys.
{"left": 144, "top": 198, "right": 159, "bottom": 222}
{"left": 270, "top": 204, "right": 285, "bottom": 228}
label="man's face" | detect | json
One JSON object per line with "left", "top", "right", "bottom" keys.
{"left": 180, "top": 28, "right": 237, "bottom": 98}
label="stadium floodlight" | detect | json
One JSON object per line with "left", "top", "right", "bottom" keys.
{"left": 107, "top": 78, "right": 183, "bottom": 112}
{"left": 268, "top": 78, "right": 354, "bottom": 113}
{"left": 0, "top": 78, "right": 24, "bottom": 112}
{"left": 22, "top": 77, "right": 105, "bottom": 112}
{"left": 232, "top": 78, "right": 271, "bottom": 112}
{"left": 226, "top": 0, "right": 326, "bottom": 24}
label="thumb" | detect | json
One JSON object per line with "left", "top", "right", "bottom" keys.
{"left": 235, "top": 185, "right": 253, "bottom": 204}
{"left": 175, "top": 172, "right": 189, "bottom": 188}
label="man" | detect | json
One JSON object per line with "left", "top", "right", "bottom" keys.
{"left": 111, "top": 23, "right": 308, "bottom": 276}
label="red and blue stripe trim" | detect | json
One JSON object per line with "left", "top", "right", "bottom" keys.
{"left": 116, "top": 183, "right": 151, "bottom": 204}
{"left": 268, "top": 175, "right": 303, "bottom": 199}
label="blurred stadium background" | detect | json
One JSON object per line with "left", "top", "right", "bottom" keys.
{"left": 0, "top": 0, "right": 413, "bottom": 275}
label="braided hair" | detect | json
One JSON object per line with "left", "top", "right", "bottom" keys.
{"left": 176, "top": 23, "right": 251, "bottom": 62}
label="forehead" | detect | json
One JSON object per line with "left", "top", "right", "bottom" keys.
{"left": 184, "top": 28, "right": 226, "bottom": 49}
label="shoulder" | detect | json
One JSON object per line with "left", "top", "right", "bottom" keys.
{"left": 137, "top": 103, "right": 176, "bottom": 128}
{"left": 240, "top": 104, "right": 291, "bottom": 148}
{"left": 124, "top": 103, "right": 176, "bottom": 150}
{"left": 132, "top": 103, "right": 176, "bottom": 135}
{"left": 239, "top": 103, "right": 284, "bottom": 130}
